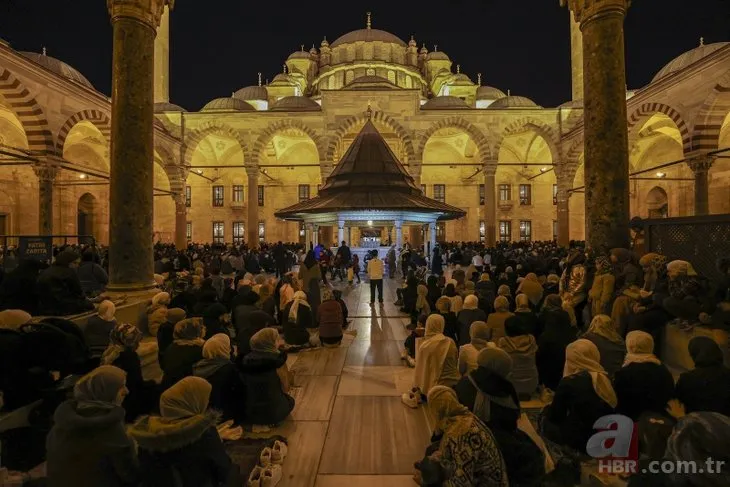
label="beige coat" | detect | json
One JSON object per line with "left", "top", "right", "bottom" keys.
{"left": 589, "top": 273, "right": 616, "bottom": 318}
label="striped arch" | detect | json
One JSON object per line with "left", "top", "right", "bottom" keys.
{"left": 0, "top": 67, "right": 54, "bottom": 154}
{"left": 325, "top": 111, "right": 417, "bottom": 163}
{"left": 627, "top": 102, "right": 692, "bottom": 152}
{"left": 496, "top": 117, "right": 562, "bottom": 162}
{"left": 415, "top": 116, "right": 494, "bottom": 164}
{"left": 251, "top": 119, "right": 326, "bottom": 165}
{"left": 564, "top": 136, "right": 584, "bottom": 166}
{"left": 55, "top": 109, "right": 112, "bottom": 154}
{"left": 183, "top": 121, "right": 250, "bottom": 168}
{"left": 690, "top": 70, "right": 730, "bottom": 151}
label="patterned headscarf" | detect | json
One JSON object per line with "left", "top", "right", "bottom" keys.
{"left": 250, "top": 327, "right": 280, "bottom": 354}
{"left": 74, "top": 365, "right": 127, "bottom": 410}
{"left": 101, "top": 323, "right": 143, "bottom": 365}
{"left": 173, "top": 318, "right": 206, "bottom": 346}
{"left": 586, "top": 314, "right": 624, "bottom": 345}
{"left": 595, "top": 256, "right": 612, "bottom": 275}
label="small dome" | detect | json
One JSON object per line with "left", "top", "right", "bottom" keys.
{"left": 20, "top": 51, "right": 93, "bottom": 89}
{"left": 488, "top": 96, "right": 541, "bottom": 109}
{"left": 234, "top": 85, "right": 268, "bottom": 101}
{"left": 426, "top": 51, "right": 450, "bottom": 61}
{"left": 331, "top": 28, "right": 406, "bottom": 48}
{"left": 321, "top": 37, "right": 330, "bottom": 48}
{"left": 269, "top": 96, "right": 321, "bottom": 112}
{"left": 288, "top": 50, "right": 311, "bottom": 60}
{"left": 309, "top": 46, "right": 318, "bottom": 56}
{"left": 653, "top": 42, "right": 729, "bottom": 82}
{"left": 343, "top": 75, "right": 399, "bottom": 91}
{"left": 558, "top": 99, "right": 583, "bottom": 109}
{"left": 271, "top": 73, "right": 296, "bottom": 85}
{"left": 201, "top": 97, "right": 255, "bottom": 112}
{"left": 450, "top": 73, "right": 474, "bottom": 86}
{"left": 421, "top": 96, "right": 470, "bottom": 110}
{"left": 154, "top": 102, "right": 187, "bottom": 113}
{"left": 408, "top": 36, "right": 417, "bottom": 48}
{"left": 476, "top": 85, "right": 506, "bottom": 101}
{"left": 419, "top": 45, "right": 428, "bottom": 55}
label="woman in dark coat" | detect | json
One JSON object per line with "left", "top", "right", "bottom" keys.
{"left": 77, "top": 250, "right": 109, "bottom": 297}
{"left": 239, "top": 328, "right": 295, "bottom": 425}
{"left": 298, "top": 250, "right": 322, "bottom": 321}
{"left": 318, "top": 289, "right": 345, "bottom": 346}
{"left": 0, "top": 258, "right": 44, "bottom": 313}
{"left": 202, "top": 303, "right": 229, "bottom": 339}
{"left": 675, "top": 336, "right": 730, "bottom": 416}
{"left": 46, "top": 366, "right": 138, "bottom": 487}
{"left": 83, "top": 300, "right": 117, "bottom": 359}
{"left": 455, "top": 295, "right": 487, "bottom": 347}
{"left": 36, "top": 250, "right": 94, "bottom": 315}
{"left": 193, "top": 333, "right": 245, "bottom": 422}
{"left": 581, "top": 314, "right": 626, "bottom": 378}
{"left": 282, "top": 291, "right": 314, "bottom": 346}
{"left": 233, "top": 290, "right": 275, "bottom": 358}
{"left": 536, "top": 295, "right": 577, "bottom": 390}
{"left": 129, "top": 376, "right": 237, "bottom": 487}
{"left": 426, "top": 275, "right": 442, "bottom": 312}
{"left": 161, "top": 318, "right": 206, "bottom": 391}
{"left": 431, "top": 247, "right": 443, "bottom": 276}
{"left": 157, "top": 308, "right": 187, "bottom": 364}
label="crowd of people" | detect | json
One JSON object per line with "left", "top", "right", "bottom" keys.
{"left": 0, "top": 237, "right": 729, "bottom": 486}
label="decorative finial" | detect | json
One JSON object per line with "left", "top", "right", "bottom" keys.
{"left": 700, "top": 37, "right": 704, "bottom": 46}
{"left": 283, "top": 64, "right": 287, "bottom": 74}
{"left": 300, "top": 44, "right": 304, "bottom": 51}
{"left": 456, "top": 64, "right": 460, "bottom": 74}
{"left": 265, "top": 78, "right": 269, "bottom": 85}
{"left": 507, "top": 89, "right": 511, "bottom": 96}
{"left": 366, "top": 101, "right": 373, "bottom": 119}
{"left": 434, "top": 45, "right": 438, "bottom": 52}
{"left": 42, "top": 46, "right": 47, "bottom": 56}
{"left": 477, "top": 73, "right": 482, "bottom": 86}
{"left": 366, "top": 12, "right": 372, "bottom": 29}
{"left": 232, "top": 92, "right": 235, "bottom": 98}
{"left": 422, "top": 43, "right": 426, "bottom": 49}
{"left": 257, "top": 72, "right": 262, "bottom": 86}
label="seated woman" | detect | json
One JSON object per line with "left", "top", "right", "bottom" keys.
{"left": 161, "top": 318, "right": 206, "bottom": 391}
{"left": 413, "top": 284, "right": 431, "bottom": 324}
{"left": 498, "top": 315, "right": 539, "bottom": 400}
{"left": 536, "top": 295, "right": 578, "bottom": 391}
{"left": 458, "top": 321, "right": 493, "bottom": 376}
{"left": 36, "top": 250, "right": 94, "bottom": 316}
{"left": 486, "top": 296, "right": 514, "bottom": 342}
{"left": 414, "top": 386, "right": 508, "bottom": 487}
{"left": 84, "top": 300, "right": 117, "bottom": 359}
{"left": 456, "top": 295, "right": 487, "bottom": 347}
{"left": 282, "top": 290, "right": 314, "bottom": 346}
{"left": 443, "top": 282, "right": 463, "bottom": 314}
{"left": 101, "top": 323, "right": 158, "bottom": 422}
{"left": 497, "top": 284, "right": 515, "bottom": 312}
{"left": 435, "top": 296, "right": 459, "bottom": 343}
{"left": 255, "top": 283, "right": 276, "bottom": 318}
{"left": 513, "top": 293, "right": 540, "bottom": 338}
{"left": 332, "top": 289, "right": 349, "bottom": 329}
{"left": 140, "top": 291, "right": 171, "bottom": 336}
{"left": 516, "top": 272, "right": 544, "bottom": 310}
{"left": 587, "top": 256, "right": 615, "bottom": 319}
{"left": 403, "top": 314, "right": 427, "bottom": 365}
{"left": 581, "top": 314, "right": 626, "bottom": 377}
{"left": 157, "top": 307, "right": 186, "bottom": 364}
{"left": 193, "top": 333, "right": 245, "bottom": 422}
{"left": 318, "top": 289, "right": 345, "bottom": 347}
{"left": 675, "top": 336, "right": 730, "bottom": 416}
{"left": 129, "top": 376, "right": 238, "bottom": 487}
{"left": 239, "top": 328, "right": 295, "bottom": 426}
{"left": 541, "top": 339, "right": 616, "bottom": 454}
{"left": 402, "top": 314, "right": 460, "bottom": 408}
{"left": 202, "top": 303, "right": 229, "bottom": 339}
{"left": 46, "top": 366, "right": 138, "bottom": 487}
{"left": 663, "top": 260, "right": 708, "bottom": 323}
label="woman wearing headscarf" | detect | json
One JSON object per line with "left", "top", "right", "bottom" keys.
{"left": 101, "top": 323, "right": 158, "bottom": 421}
{"left": 456, "top": 294, "right": 487, "bottom": 347}
{"left": 318, "top": 288, "right": 345, "bottom": 347}
{"left": 486, "top": 296, "right": 514, "bottom": 343}
{"left": 610, "top": 248, "right": 642, "bottom": 293}
{"left": 442, "top": 282, "right": 463, "bottom": 315}
{"left": 129, "top": 376, "right": 237, "bottom": 487}
{"left": 458, "top": 321, "right": 493, "bottom": 376}
{"left": 675, "top": 336, "right": 730, "bottom": 416}
{"left": 161, "top": 318, "right": 206, "bottom": 390}
{"left": 255, "top": 283, "right": 276, "bottom": 318}
{"left": 581, "top": 314, "right": 626, "bottom": 377}
{"left": 614, "top": 331, "right": 674, "bottom": 421}
{"left": 663, "top": 260, "right": 708, "bottom": 322}
{"left": 426, "top": 275, "right": 442, "bottom": 312}
{"left": 157, "top": 307, "right": 187, "bottom": 364}
{"left": 497, "top": 284, "right": 515, "bottom": 312}
{"left": 559, "top": 248, "right": 587, "bottom": 320}
{"left": 84, "top": 300, "right": 117, "bottom": 358}
{"left": 403, "top": 314, "right": 460, "bottom": 408}
{"left": 202, "top": 302, "right": 228, "bottom": 339}
{"left": 435, "top": 296, "right": 459, "bottom": 343}
{"left": 498, "top": 315, "right": 539, "bottom": 400}
{"left": 240, "top": 328, "right": 295, "bottom": 425}
{"left": 414, "top": 284, "right": 431, "bottom": 322}
{"left": 0, "top": 309, "right": 35, "bottom": 409}
{"left": 513, "top": 293, "right": 540, "bottom": 338}
{"left": 516, "top": 273, "right": 544, "bottom": 309}
{"left": 536, "top": 295, "right": 578, "bottom": 391}
{"left": 298, "top": 250, "right": 322, "bottom": 321}
{"left": 543, "top": 273, "right": 560, "bottom": 296}
{"left": 415, "top": 385, "right": 508, "bottom": 487}
{"left": 46, "top": 366, "right": 138, "bottom": 487}
{"left": 541, "top": 339, "right": 617, "bottom": 454}
{"left": 588, "top": 256, "right": 615, "bottom": 319}
{"left": 475, "top": 273, "right": 496, "bottom": 314}
{"left": 36, "top": 250, "right": 94, "bottom": 316}
{"left": 193, "top": 333, "right": 245, "bottom": 421}
{"left": 282, "top": 290, "right": 314, "bottom": 346}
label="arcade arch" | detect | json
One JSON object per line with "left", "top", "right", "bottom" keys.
{"left": 709, "top": 112, "right": 730, "bottom": 214}
{"left": 0, "top": 101, "right": 35, "bottom": 234}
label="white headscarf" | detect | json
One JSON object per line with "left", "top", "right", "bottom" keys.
{"left": 414, "top": 314, "right": 452, "bottom": 394}
{"left": 463, "top": 294, "right": 478, "bottom": 310}
{"left": 202, "top": 333, "right": 231, "bottom": 359}
{"left": 564, "top": 339, "right": 617, "bottom": 408}
{"left": 288, "top": 290, "right": 310, "bottom": 322}
{"left": 152, "top": 292, "right": 171, "bottom": 307}
{"left": 667, "top": 260, "right": 698, "bottom": 277}
{"left": 97, "top": 300, "right": 116, "bottom": 322}
{"left": 160, "top": 376, "right": 211, "bottom": 420}
{"left": 623, "top": 331, "right": 661, "bottom": 366}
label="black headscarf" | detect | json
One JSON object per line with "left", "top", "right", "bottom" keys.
{"left": 303, "top": 250, "right": 317, "bottom": 269}
{"left": 689, "top": 336, "right": 724, "bottom": 367}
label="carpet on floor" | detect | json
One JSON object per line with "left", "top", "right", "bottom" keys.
{"left": 224, "top": 435, "right": 287, "bottom": 480}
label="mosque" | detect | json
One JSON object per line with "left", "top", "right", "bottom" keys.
{"left": 0, "top": 11, "right": 728, "bottom": 249}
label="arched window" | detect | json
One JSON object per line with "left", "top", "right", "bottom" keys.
{"left": 405, "top": 76, "right": 413, "bottom": 89}
{"left": 345, "top": 70, "right": 354, "bottom": 85}
{"left": 387, "top": 70, "right": 396, "bottom": 85}
{"left": 328, "top": 76, "right": 335, "bottom": 90}
{"left": 646, "top": 186, "right": 669, "bottom": 218}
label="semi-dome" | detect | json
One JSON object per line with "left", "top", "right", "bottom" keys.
{"left": 270, "top": 73, "right": 296, "bottom": 85}
{"left": 476, "top": 85, "right": 506, "bottom": 100}
{"left": 488, "top": 95, "right": 541, "bottom": 109}
{"left": 201, "top": 97, "right": 255, "bottom": 112}
{"left": 20, "top": 51, "right": 93, "bottom": 89}
{"left": 288, "top": 50, "right": 312, "bottom": 60}
{"left": 331, "top": 28, "right": 406, "bottom": 48}
{"left": 421, "top": 96, "right": 470, "bottom": 110}
{"left": 653, "top": 42, "right": 729, "bottom": 82}
{"left": 154, "top": 102, "right": 187, "bottom": 113}
{"left": 426, "top": 51, "right": 450, "bottom": 61}
{"left": 269, "top": 96, "right": 321, "bottom": 112}
{"left": 343, "top": 75, "right": 399, "bottom": 90}
{"left": 234, "top": 85, "right": 268, "bottom": 101}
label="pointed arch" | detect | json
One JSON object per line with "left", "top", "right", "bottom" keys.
{"left": 690, "top": 70, "right": 730, "bottom": 151}
{"left": 0, "top": 67, "right": 54, "bottom": 154}
{"left": 627, "top": 102, "right": 691, "bottom": 152}
{"left": 495, "top": 117, "right": 562, "bottom": 163}
{"left": 415, "top": 116, "right": 494, "bottom": 164}
{"left": 56, "top": 109, "right": 112, "bottom": 154}
{"left": 325, "top": 110, "right": 417, "bottom": 163}
{"left": 251, "top": 119, "right": 325, "bottom": 164}
{"left": 183, "top": 121, "right": 250, "bottom": 168}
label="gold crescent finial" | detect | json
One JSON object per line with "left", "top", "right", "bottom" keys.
{"left": 700, "top": 37, "right": 705, "bottom": 46}
{"left": 257, "top": 72, "right": 262, "bottom": 86}
{"left": 300, "top": 44, "right": 304, "bottom": 51}
{"left": 366, "top": 12, "right": 372, "bottom": 29}
{"left": 477, "top": 73, "right": 482, "bottom": 86}
{"left": 42, "top": 46, "right": 47, "bottom": 56}
{"left": 434, "top": 45, "right": 438, "bottom": 52}
{"left": 456, "top": 64, "right": 460, "bottom": 74}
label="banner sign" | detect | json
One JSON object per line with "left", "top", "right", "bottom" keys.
{"left": 18, "top": 236, "right": 53, "bottom": 261}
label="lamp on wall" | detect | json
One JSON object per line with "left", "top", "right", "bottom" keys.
{"left": 367, "top": 220, "right": 373, "bottom": 226}
{"left": 656, "top": 172, "right": 666, "bottom": 178}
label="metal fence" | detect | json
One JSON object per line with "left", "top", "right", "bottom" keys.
{"left": 642, "top": 215, "right": 730, "bottom": 285}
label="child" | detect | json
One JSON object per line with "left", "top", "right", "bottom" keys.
{"left": 350, "top": 254, "right": 361, "bottom": 284}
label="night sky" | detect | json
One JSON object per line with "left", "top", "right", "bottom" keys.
{"left": 1, "top": 0, "right": 728, "bottom": 111}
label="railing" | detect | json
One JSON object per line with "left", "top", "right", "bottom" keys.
{"left": 0, "top": 235, "right": 97, "bottom": 270}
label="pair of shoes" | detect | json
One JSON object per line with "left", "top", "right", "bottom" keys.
{"left": 401, "top": 391, "right": 420, "bottom": 409}
{"left": 248, "top": 464, "right": 282, "bottom": 486}
{"left": 251, "top": 424, "right": 271, "bottom": 434}
{"left": 260, "top": 440, "right": 288, "bottom": 466}
{"left": 405, "top": 356, "right": 416, "bottom": 368}
{"left": 394, "top": 299, "right": 403, "bottom": 306}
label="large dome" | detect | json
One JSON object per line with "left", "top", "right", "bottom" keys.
{"left": 331, "top": 28, "right": 406, "bottom": 48}
{"left": 653, "top": 42, "right": 729, "bottom": 82}
{"left": 269, "top": 96, "right": 321, "bottom": 112}
{"left": 476, "top": 86, "right": 506, "bottom": 101}
{"left": 343, "top": 75, "right": 399, "bottom": 91}
{"left": 201, "top": 97, "right": 255, "bottom": 112}
{"left": 234, "top": 85, "right": 268, "bottom": 101}
{"left": 422, "top": 96, "right": 470, "bottom": 110}
{"left": 488, "top": 96, "right": 541, "bottom": 109}
{"left": 20, "top": 51, "right": 93, "bottom": 89}
{"left": 426, "top": 51, "right": 450, "bottom": 61}
{"left": 154, "top": 102, "right": 187, "bottom": 113}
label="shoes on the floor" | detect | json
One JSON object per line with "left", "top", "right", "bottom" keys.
{"left": 272, "top": 440, "right": 288, "bottom": 464}
{"left": 261, "top": 464, "right": 283, "bottom": 487}
{"left": 248, "top": 466, "right": 263, "bottom": 486}
{"left": 252, "top": 424, "right": 272, "bottom": 434}
{"left": 260, "top": 447, "right": 273, "bottom": 466}
{"left": 401, "top": 392, "right": 420, "bottom": 409}
{"left": 406, "top": 356, "right": 416, "bottom": 368}
{"left": 394, "top": 299, "right": 403, "bottom": 306}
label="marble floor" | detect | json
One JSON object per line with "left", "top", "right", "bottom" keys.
{"left": 266, "top": 277, "right": 427, "bottom": 487}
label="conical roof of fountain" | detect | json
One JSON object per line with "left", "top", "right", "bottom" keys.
{"left": 275, "top": 119, "right": 465, "bottom": 220}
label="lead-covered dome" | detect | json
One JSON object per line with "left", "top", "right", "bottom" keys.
{"left": 489, "top": 96, "right": 541, "bottom": 109}
{"left": 422, "top": 96, "right": 470, "bottom": 110}
{"left": 287, "top": 50, "right": 312, "bottom": 60}
{"left": 201, "top": 97, "right": 255, "bottom": 112}
{"left": 269, "top": 96, "right": 321, "bottom": 112}
{"left": 331, "top": 28, "right": 406, "bottom": 48}
{"left": 476, "top": 86, "right": 506, "bottom": 101}
{"left": 653, "top": 42, "right": 729, "bottom": 82}
{"left": 20, "top": 51, "right": 93, "bottom": 89}
{"left": 234, "top": 85, "right": 268, "bottom": 101}
{"left": 426, "top": 51, "right": 450, "bottom": 61}
{"left": 343, "top": 75, "right": 399, "bottom": 90}
{"left": 154, "top": 102, "right": 187, "bottom": 112}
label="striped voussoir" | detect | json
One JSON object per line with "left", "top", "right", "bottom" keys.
{"left": 690, "top": 85, "right": 730, "bottom": 151}
{"left": 627, "top": 102, "right": 691, "bottom": 153}
{"left": 55, "top": 109, "right": 112, "bottom": 153}
{"left": 0, "top": 68, "right": 54, "bottom": 154}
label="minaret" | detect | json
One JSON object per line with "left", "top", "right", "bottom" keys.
{"left": 154, "top": 4, "right": 170, "bottom": 103}
{"left": 570, "top": 10, "right": 583, "bottom": 101}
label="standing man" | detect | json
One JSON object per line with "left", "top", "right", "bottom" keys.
{"left": 367, "top": 250, "right": 384, "bottom": 306}
{"left": 386, "top": 246, "right": 396, "bottom": 278}
{"left": 335, "top": 240, "right": 352, "bottom": 281}
{"left": 273, "top": 241, "right": 286, "bottom": 278}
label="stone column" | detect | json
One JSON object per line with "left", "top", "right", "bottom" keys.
{"left": 153, "top": 4, "right": 169, "bottom": 103}
{"left": 173, "top": 194, "right": 187, "bottom": 249}
{"left": 429, "top": 221, "right": 437, "bottom": 258}
{"left": 483, "top": 168, "right": 497, "bottom": 245}
{"left": 313, "top": 225, "right": 319, "bottom": 247}
{"left": 569, "top": 11, "right": 584, "bottom": 101}
{"left": 687, "top": 155, "right": 713, "bottom": 216}
{"left": 245, "top": 166, "right": 258, "bottom": 248}
{"left": 337, "top": 218, "right": 345, "bottom": 245}
{"left": 347, "top": 227, "right": 352, "bottom": 246}
{"left": 395, "top": 219, "right": 403, "bottom": 249}
{"left": 556, "top": 172, "right": 572, "bottom": 246}
{"left": 306, "top": 223, "right": 314, "bottom": 249}
{"left": 564, "top": 0, "right": 631, "bottom": 251}
{"left": 33, "top": 164, "right": 56, "bottom": 236}
{"left": 107, "top": 0, "right": 170, "bottom": 292}
{"left": 409, "top": 226, "right": 422, "bottom": 249}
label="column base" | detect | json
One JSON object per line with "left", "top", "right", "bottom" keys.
{"left": 106, "top": 279, "right": 159, "bottom": 294}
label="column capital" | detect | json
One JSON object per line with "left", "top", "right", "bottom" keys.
{"left": 107, "top": 0, "right": 173, "bottom": 28}
{"left": 245, "top": 166, "right": 259, "bottom": 178}
{"left": 394, "top": 219, "right": 403, "bottom": 228}
{"left": 172, "top": 192, "right": 186, "bottom": 206}
{"left": 33, "top": 163, "right": 58, "bottom": 181}
{"left": 483, "top": 162, "right": 497, "bottom": 177}
{"left": 560, "top": 0, "right": 630, "bottom": 24}
{"left": 686, "top": 154, "right": 714, "bottom": 173}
